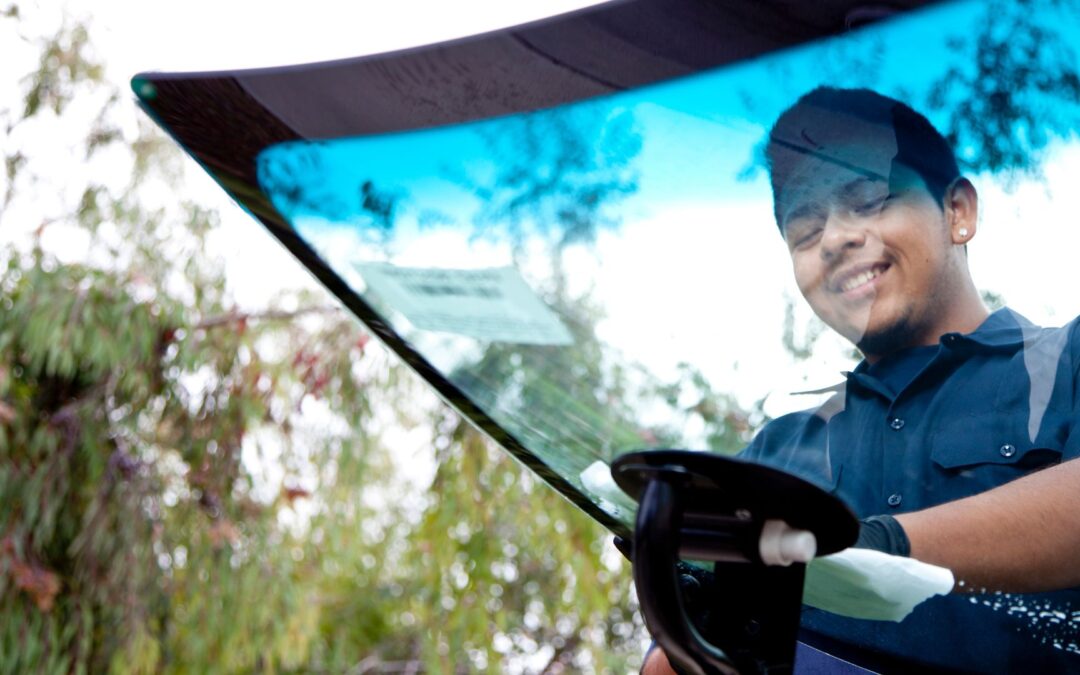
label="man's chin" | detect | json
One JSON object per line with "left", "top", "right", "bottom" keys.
{"left": 855, "top": 321, "right": 916, "bottom": 359}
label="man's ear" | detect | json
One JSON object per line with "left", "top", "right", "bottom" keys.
{"left": 945, "top": 177, "right": 978, "bottom": 245}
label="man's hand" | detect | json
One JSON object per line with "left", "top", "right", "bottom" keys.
{"left": 641, "top": 646, "right": 676, "bottom": 675}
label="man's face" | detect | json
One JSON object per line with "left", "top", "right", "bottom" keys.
{"left": 778, "top": 147, "right": 959, "bottom": 357}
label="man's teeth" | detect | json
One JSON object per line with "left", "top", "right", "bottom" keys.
{"left": 841, "top": 268, "right": 881, "bottom": 292}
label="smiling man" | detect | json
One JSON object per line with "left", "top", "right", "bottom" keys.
{"left": 770, "top": 88, "right": 988, "bottom": 360}
{"left": 643, "top": 87, "right": 1080, "bottom": 673}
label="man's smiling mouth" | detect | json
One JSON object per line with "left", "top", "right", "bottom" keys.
{"left": 831, "top": 263, "right": 890, "bottom": 294}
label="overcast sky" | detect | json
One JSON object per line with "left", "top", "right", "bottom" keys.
{"left": 90, "top": 0, "right": 605, "bottom": 303}
{"left": 0, "top": 0, "right": 602, "bottom": 307}
{"left": 78, "top": 0, "right": 605, "bottom": 72}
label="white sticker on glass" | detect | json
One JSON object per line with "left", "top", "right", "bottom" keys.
{"left": 356, "top": 263, "right": 574, "bottom": 346}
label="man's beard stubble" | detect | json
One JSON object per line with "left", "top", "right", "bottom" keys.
{"left": 853, "top": 309, "right": 918, "bottom": 358}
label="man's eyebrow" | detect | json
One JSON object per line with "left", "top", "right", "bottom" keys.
{"left": 781, "top": 176, "right": 887, "bottom": 230}
{"left": 782, "top": 201, "right": 824, "bottom": 227}
{"left": 836, "top": 176, "right": 887, "bottom": 200}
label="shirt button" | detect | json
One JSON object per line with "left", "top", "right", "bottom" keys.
{"left": 887, "top": 493, "right": 903, "bottom": 507}
{"left": 999, "top": 443, "right": 1017, "bottom": 458}
{"left": 889, "top": 417, "right": 905, "bottom": 430}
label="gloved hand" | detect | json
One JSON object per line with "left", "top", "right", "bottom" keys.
{"left": 854, "top": 514, "right": 910, "bottom": 556}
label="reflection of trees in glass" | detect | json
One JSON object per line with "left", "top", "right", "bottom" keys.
{"left": 357, "top": 179, "right": 402, "bottom": 233}
{"left": 452, "top": 295, "right": 644, "bottom": 471}
{"left": 781, "top": 294, "right": 826, "bottom": 362}
{"left": 737, "top": 0, "right": 1080, "bottom": 184}
{"left": 926, "top": 0, "right": 1080, "bottom": 179}
{"left": 449, "top": 99, "right": 775, "bottom": 476}
{"left": 462, "top": 104, "right": 642, "bottom": 252}
{"left": 446, "top": 103, "right": 653, "bottom": 472}
{"left": 257, "top": 148, "right": 404, "bottom": 236}
{"left": 455, "top": 291, "right": 776, "bottom": 474}
{"left": 981, "top": 289, "right": 1007, "bottom": 312}
{"left": 649, "top": 363, "right": 769, "bottom": 456}
{"left": 256, "top": 143, "right": 347, "bottom": 219}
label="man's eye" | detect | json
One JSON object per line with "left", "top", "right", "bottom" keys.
{"left": 789, "top": 226, "right": 822, "bottom": 249}
{"left": 854, "top": 194, "right": 892, "bottom": 215}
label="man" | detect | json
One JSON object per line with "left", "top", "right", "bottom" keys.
{"left": 643, "top": 87, "right": 1080, "bottom": 673}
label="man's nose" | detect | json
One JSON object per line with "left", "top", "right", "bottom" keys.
{"left": 820, "top": 212, "right": 867, "bottom": 261}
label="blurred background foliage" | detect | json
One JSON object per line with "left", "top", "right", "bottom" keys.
{"left": 0, "top": 4, "right": 668, "bottom": 672}
{"left": 11, "top": 0, "right": 1061, "bottom": 671}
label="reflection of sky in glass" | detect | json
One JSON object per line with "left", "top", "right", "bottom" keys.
{"left": 255, "top": 0, "right": 1080, "bottom": 540}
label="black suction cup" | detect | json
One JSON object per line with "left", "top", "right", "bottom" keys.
{"left": 612, "top": 450, "right": 857, "bottom": 675}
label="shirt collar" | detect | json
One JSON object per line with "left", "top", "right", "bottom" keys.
{"left": 847, "top": 307, "right": 1035, "bottom": 369}
{"left": 792, "top": 308, "right": 1036, "bottom": 396}
{"left": 940, "top": 307, "right": 1034, "bottom": 351}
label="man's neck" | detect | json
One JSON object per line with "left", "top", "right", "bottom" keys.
{"left": 862, "top": 293, "right": 991, "bottom": 364}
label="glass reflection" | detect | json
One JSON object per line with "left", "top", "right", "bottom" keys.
{"left": 256, "top": 0, "right": 1080, "bottom": 667}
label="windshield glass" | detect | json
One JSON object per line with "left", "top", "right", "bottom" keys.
{"left": 252, "top": 0, "right": 1080, "bottom": 665}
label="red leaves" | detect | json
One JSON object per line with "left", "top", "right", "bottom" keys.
{"left": 636, "top": 428, "right": 659, "bottom": 445}
{"left": 282, "top": 486, "right": 311, "bottom": 504}
{"left": 291, "top": 349, "right": 328, "bottom": 399}
{"left": 12, "top": 560, "right": 62, "bottom": 611}
{"left": 2, "top": 536, "right": 62, "bottom": 612}
{"left": 288, "top": 329, "right": 372, "bottom": 403}
{"left": 207, "top": 519, "right": 240, "bottom": 548}
{"left": 291, "top": 350, "right": 315, "bottom": 369}
{"left": 307, "top": 372, "right": 329, "bottom": 399}
{"left": 724, "top": 410, "right": 751, "bottom": 434}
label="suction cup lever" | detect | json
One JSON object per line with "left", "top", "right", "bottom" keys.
{"left": 611, "top": 451, "right": 858, "bottom": 675}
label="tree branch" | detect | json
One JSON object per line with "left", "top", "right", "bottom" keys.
{"left": 193, "top": 305, "right": 343, "bottom": 331}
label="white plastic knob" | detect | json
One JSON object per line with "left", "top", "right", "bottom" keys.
{"left": 758, "top": 519, "right": 818, "bottom": 566}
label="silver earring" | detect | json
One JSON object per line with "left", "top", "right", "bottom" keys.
{"left": 958, "top": 228, "right": 969, "bottom": 237}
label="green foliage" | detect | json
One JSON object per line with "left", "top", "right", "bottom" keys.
{"left": 405, "top": 422, "right": 640, "bottom": 673}
{"left": 648, "top": 362, "right": 766, "bottom": 456}
{"left": 21, "top": 20, "right": 102, "bottom": 118}
{"left": 1, "top": 5, "right": 648, "bottom": 673}
{"left": 980, "top": 289, "right": 1006, "bottom": 313}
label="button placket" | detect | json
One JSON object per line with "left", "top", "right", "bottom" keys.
{"left": 882, "top": 405, "right": 908, "bottom": 512}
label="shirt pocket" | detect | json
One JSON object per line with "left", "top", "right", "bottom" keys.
{"left": 930, "top": 413, "right": 1064, "bottom": 497}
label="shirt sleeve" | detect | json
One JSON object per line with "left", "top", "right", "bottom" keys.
{"left": 1065, "top": 317, "right": 1080, "bottom": 461}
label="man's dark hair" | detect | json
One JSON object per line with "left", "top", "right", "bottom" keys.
{"left": 765, "top": 87, "right": 960, "bottom": 228}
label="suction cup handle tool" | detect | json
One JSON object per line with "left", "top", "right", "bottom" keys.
{"left": 611, "top": 450, "right": 858, "bottom": 675}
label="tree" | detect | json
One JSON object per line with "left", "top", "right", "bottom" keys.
{"left": 461, "top": 103, "right": 642, "bottom": 292}
{"left": 926, "top": 0, "right": 1080, "bottom": 180}
{"left": 1, "top": 5, "right": 647, "bottom": 673}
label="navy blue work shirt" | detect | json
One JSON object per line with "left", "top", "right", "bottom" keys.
{"left": 741, "top": 308, "right": 1080, "bottom": 672}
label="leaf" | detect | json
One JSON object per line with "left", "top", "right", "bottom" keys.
{"left": 206, "top": 519, "right": 240, "bottom": 548}
{"left": 11, "top": 560, "right": 61, "bottom": 612}
{"left": 282, "top": 486, "right": 310, "bottom": 503}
